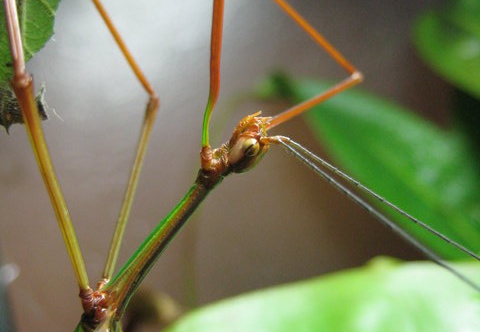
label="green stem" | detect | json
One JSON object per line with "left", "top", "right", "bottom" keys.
{"left": 104, "top": 171, "right": 221, "bottom": 319}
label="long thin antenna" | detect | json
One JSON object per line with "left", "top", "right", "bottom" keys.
{"left": 282, "top": 137, "right": 480, "bottom": 261}
{"left": 269, "top": 136, "right": 480, "bottom": 291}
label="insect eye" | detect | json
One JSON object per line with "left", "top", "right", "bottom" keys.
{"left": 243, "top": 138, "right": 260, "bottom": 157}
{"left": 228, "top": 136, "right": 263, "bottom": 167}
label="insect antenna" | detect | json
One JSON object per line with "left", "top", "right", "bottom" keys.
{"left": 269, "top": 136, "right": 480, "bottom": 291}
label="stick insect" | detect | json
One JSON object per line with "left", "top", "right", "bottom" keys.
{"left": 1, "top": 0, "right": 478, "bottom": 330}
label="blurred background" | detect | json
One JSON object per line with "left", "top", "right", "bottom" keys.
{"left": 0, "top": 0, "right": 450, "bottom": 330}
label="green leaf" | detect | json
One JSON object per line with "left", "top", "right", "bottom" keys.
{"left": 257, "top": 74, "right": 480, "bottom": 260}
{"left": 0, "top": 0, "right": 60, "bottom": 131}
{"left": 413, "top": 0, "right": 480, "bottom": 98}
{"left": 0, "top": 0, "right": 61, "bottom": 83}
{"left": 165, "top": 258, "right": 480, "bottom": 332}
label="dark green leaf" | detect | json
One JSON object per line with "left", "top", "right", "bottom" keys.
{"left": 165, "top": 258, "right": 480, "bottom": 332}
{"left": 257, "top": 74, "right": 480, "bottom": 260}
{"left": 413, "top": 1, "right": 480, "bottom": 98}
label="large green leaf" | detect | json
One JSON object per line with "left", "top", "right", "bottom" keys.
{"left": 165, "top": 258, "right": 480, "bottom": 332}
{"left": 413, "top": 0, "right": 480, "bottom": 98}
{"left": 0, "top": 0, "right": 61, "bottom": 83}
{"left": 257, "top": 74, "right": 480, "bottom": 260}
